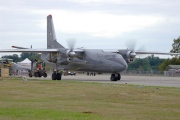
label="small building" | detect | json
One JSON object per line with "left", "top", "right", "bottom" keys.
{"left": 166, "top": 65, "right": 180, "bottom": 70}
{"left": 165, "top": 65, "right": 180, "bottom": 77}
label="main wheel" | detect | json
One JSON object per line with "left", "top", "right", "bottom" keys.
{"left": 56, "top": 73, "right": 61, "bottom": 80}
{"left": 29, "top": 73, "right": 32, "bottom": 77}
{"left": 117, "top": 73, "right": 121, "bottom": 80}
{"left": 38, "top": 72, "right": 42, "bottom": 77}
{"left": 52, "top": 72, "right": 57, "bottom": 80}
{"left": 110, "top": 74, "right": 117, "bottom": 81}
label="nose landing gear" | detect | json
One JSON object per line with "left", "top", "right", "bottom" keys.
{"left": 110, "top": 73, "right": 121, "bottom": 81}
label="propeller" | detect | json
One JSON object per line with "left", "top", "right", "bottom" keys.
{"left": 125, "top": 40, "right": 137, "bottom": 58}
{"left": 66, "top": 38, "right": 77, "bottom": 58}
{"left": 125, "top": 40, "right": 146, "bottom": 58}
{"left": 67, "top": 38, "right": 76, "bottom": 51}
{"left": 125, "top": 39, "right": 137, "bottom": 52}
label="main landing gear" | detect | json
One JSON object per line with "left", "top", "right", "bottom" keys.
{"left": 110, "top": 73, "right": 121, "bottom": 81}
{"left": 52, "top": 69, "right": 62, "bottom": 80}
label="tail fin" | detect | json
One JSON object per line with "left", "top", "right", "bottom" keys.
{"left": 47, "top": 15, "right": 64, "bottom": 49}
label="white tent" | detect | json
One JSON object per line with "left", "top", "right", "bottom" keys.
{"left": 17, "top": 58, "right": 31, "bottom": 68}
{"left": 15, "top": 58, "right": 31, "bottom": 75}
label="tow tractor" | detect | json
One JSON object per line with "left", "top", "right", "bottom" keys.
{"left": 28, "top": 59, "right": 47, "bottom": 77}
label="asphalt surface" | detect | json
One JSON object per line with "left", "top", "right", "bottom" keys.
{"left": 30, "top": 74, "right": 180, "bottom": 88}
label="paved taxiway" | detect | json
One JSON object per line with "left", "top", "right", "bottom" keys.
{"left": 34, "top": 74, "right": 180, "bottom": 88}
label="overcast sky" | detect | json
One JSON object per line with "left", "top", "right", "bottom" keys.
{"left": 0, "top": 0, "right": 180, "bottom": 58}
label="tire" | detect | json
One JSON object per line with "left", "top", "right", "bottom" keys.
{"left": 38, "top": 72, "right": 42, "bottom": 77}
{"left": 52, "top": 72, "right": 57, "bottom": 80}
{"left": 29, "top": 73, "right": 32, "bottom": 77}
{"left": 117, "top": 73, "right": 121, "bottom": 80}
{"left": 110, "top": 74, "right": 117, "bottom": 81}
{"left": 56, "top": 73, "right": 61, "bottom": 80}
{"left": 43, "top": 73, "right": 47, "bottom": 78}
{"left": 34, "top": 72, "right": 38, "bottom": 77}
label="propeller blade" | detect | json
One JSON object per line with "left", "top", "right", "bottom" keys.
{"left": 135, "top": 45, "right": 147, "bottom": 58}
{"left": 125, "top": 39, "right": 137, "bottom": 51}
{"left": 67, "top": 38, "right": 76, "bottom": 51}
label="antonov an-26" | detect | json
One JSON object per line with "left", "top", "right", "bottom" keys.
{"left": 0, "top": 15, "right": 180, "bottom": 81}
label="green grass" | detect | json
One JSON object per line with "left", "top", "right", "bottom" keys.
{"left": 0, "top": 78, "right": 180, "bottom": 120}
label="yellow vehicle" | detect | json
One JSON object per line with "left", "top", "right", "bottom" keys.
{"left": 0, "top": 58, "right": 13, "bottom": 77}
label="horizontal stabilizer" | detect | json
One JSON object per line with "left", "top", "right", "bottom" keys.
{"left": 0, "top": 49, "right": 58, "bottom": 53}
{"left": 12, "top": 46, "right": 29, "bottom": 49}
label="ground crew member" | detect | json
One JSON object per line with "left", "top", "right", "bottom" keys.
{"left": 37, "top": 63, "right": 42, "bottom": 69}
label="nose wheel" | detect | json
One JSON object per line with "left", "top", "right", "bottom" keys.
{"left": 110, "top": 73, "right": 121, "bottom": 81}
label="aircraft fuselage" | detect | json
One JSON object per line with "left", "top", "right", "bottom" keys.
{"left": 58, "top": 49, "right": 128, "bottom": 73}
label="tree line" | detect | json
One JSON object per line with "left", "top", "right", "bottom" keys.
{"left": 159, "top": 36, "right": 180, "bottom": 70}
{"left": 1, "top": 53, "right": 40, "bottom": 62}
{"left": 129, "top": 37, "right": 180, "bottom": 71}
{"left": 128, "top": 55, "right": 165, "bottom": 71}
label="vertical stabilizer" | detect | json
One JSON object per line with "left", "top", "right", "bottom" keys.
{"left": 47, "top": 15, "right": 64, "bottom": 49}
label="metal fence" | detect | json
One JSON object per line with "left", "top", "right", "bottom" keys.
{"left": 164, "top": 70, "right": 180, "bottom": 77}
{"left": 122, "top": 70, "right": 180, "bottom": 77}
{"left": 122, "top": 70, "right": 163, "bottom": 75}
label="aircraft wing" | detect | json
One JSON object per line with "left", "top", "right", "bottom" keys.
{"left": 103, "top": 49, "right": 180, "bottom": 56}
{"left": 0, "top": 49, "right": 58, "bottom": 53}
{"left": 135, "top": 51, "right": 180, "bottom": 55}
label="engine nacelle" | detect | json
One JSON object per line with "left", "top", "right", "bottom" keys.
{"left": 127, "top": 57, "right": 136, "bottom": 63}
{"left": 45, "top": 48, "right": 83, "bottom": 65}
{"left": 58, "top": 57, "right": 70, "bottom": 65}
{"left": 126, "top": 50, "right": 136, "bottom": 63}
{"left": 66, "top": 50, "right": 76, "bottom": 58}
{"left": 54, "top": 52, "right": 71, "bottom": 65}
{"left": 118, "top": 50, "right": 136, "bottom": 64}
{"left": 57, "top": 48, "right": 76, "bottom": 59}
{"left": 46, "top": 53, "right": 57, "bottom": 63}
{"left": 67, "top": 57, "right": 72, "bottom": 62}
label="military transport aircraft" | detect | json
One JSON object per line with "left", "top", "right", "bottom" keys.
{"left": 0, "top": 15, "right": 180, "bottom": 81}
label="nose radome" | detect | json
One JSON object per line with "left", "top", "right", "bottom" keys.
{"left": 114, "top": 63, "right": 127, "bottom": 72}
{"left": 120, "top": 63, "right": 127, "bottom": 71}
{"left": 122, "top": 60, "right": 128, "bottom": 70}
